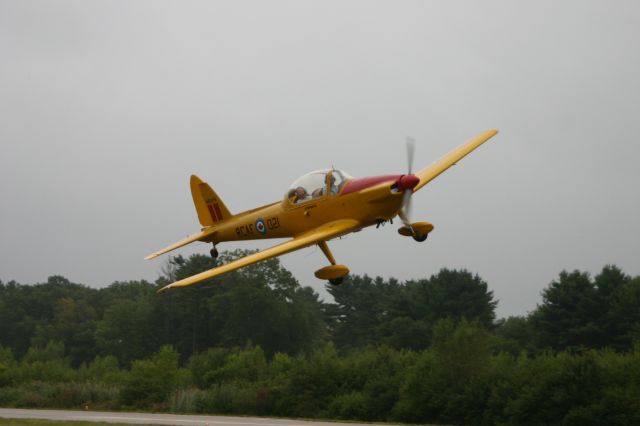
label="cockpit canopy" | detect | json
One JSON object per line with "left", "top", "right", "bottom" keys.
{"left": 286, "top": 169, "right": 353, "bottom": 204}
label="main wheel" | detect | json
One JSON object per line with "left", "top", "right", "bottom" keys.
{"left": 329, "top": 277, "right": 344, "bottom": 286}
{"left": 210, "top": 247, "right": 219, "bottom": 258}
{"left": 412, "top": 233, "right": 428, "bottom": 242}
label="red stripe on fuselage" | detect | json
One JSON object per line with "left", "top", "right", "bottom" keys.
{"left": 341, "top": 175, "right": 401, "bottom": 195}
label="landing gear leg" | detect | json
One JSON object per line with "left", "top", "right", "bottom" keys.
{"left": 318, "top": 241, "right": 336, "bottom": 266}
{"left": 315, "top": 241, "right": 349, "bottom": 285}
{"left": 210, "top": 245, "right": 219, "bottom": 259}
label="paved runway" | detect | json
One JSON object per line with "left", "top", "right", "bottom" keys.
{"left": 0, "top": 408, "right": 381, "bottom": 426}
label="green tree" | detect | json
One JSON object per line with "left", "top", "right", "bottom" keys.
{"left": 595, "top": 265, "right": 630, "bottom": 299}
{"left": 0, "top": 345, "right": 16, "bottom": 386}
{"left": 328, "top": 269, "right": 497, "bottom": 351}
{"left": 501, "top": 351, "right": 607, "bottom": 425}
{"left": 531, "top": 270, "right": 603, "bottom": 351}
{"left": 31, "top": 297, "right": 98, "bottom": 366}
{"left": 157, "top": 252, "right": 325, "bottom": 357}
{"left": 327, "top": 275, "right": 402, "bottom": 349}
{"left": 592, "top": 265, "right": 640, "bottom": 350}
{"left": 393, "top": 320, "right": 493, "bottom": 424}
{"left": 154, "top": 255, "right": 220, "bottom": 359}
{"left": 494, "top": 316, "right": 537, "bottom": 355}
{"left": 405, "top": 268, "right": 497, "bottom": 329}
{"left": 606, "top": 276, "right": 640, "bottom": 350}
{"left": 0, "top": 276, "right": 96, "bottom": 359}
{"left": 96, "top": 297, "right": 157, "bottom": 365}
{"left": 208, "top": 279, "right": 293, "bottom": 354}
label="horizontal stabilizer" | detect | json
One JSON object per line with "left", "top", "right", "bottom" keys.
{"left": 144, "top": 228, "right": 216, "bottom": 260}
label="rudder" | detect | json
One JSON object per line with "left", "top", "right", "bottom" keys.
{"left": 190, "top": 175, "right": 232, "bottom": 227}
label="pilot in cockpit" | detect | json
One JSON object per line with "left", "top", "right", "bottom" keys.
{"left": 288, "top": 186, "right": 309, "bottom": 203}
{"left": 329, "top": 174, "right": 340, "bottom": 195}
{"left": 287, "top": 169, "right": 352, "bottom": 204}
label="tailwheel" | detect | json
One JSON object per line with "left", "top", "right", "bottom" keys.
{"left": 413, "top": 233, "right": 428, "bottom": 242}
{"left": 329, "top": 277, "right": 344, "bottom": 286}
{"left": 210, "top": 246, "right": 219, "bottom": 259}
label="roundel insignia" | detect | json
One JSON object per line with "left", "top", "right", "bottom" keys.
{"left": 255, "top": 218, "right": 267, "bottom": 234}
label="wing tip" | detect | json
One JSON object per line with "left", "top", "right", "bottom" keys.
{"left": 157, "top": 285, "right": 172, "bottom": 293}
{"left": 474, "top": 128, "right": 499, "bottom": 145}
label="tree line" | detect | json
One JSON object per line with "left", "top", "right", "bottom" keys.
{"left": 1, "top": 251, "right": 639, "bottom": 424}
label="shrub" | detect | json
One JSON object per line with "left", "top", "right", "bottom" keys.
{"left": 187, "top": 347, "right": 232, "bottom": 388}
{"left": 78, "top": 355, "right": 127, "bottom": 384}
{"left": 120, "top": 345, "right": 191, "bottom": 408}
{"left": 328, "top": 392, "right": 368, "bottom": 420}
{"left": 195, "top": 382, "right": 263, "bottom": 414}
{"left": 168, "top": 387, "right": 204, "bottom": 413}
{"left": 0, "top": 381, "right": 120, "bottom": 409}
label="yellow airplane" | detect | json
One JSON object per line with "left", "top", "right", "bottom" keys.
{"left": 147, "top": 129, "right": 498, "bottom": 292}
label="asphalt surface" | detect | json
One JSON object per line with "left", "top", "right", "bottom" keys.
{"left": 0, "top": 408, "right": 381, "bottom": 426}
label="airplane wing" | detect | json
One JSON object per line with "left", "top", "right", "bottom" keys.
{"left": 157, "top": 219, "right": 361, "bottom": 292}
{"left": 144, "top": 227, "right": 217, "bottom": 260}
{"left": 413, "top": 129, "right": 498, "bottom": 193}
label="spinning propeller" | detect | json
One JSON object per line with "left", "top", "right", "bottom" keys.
{"left": 397, "top": 137, "right": 419, "bottom": 234}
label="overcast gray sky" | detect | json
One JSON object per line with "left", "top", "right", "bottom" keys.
{"left": 1, "top": 1, "right": 639, "bottom": 317}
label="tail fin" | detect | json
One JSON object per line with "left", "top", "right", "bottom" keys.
{"left": 190, "top": 175, "right": 232, "bottom": 227}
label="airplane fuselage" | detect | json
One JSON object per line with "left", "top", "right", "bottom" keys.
{"left": 205, "top": 174, "right": 405, "bottom": 245}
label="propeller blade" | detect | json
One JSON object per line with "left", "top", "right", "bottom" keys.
{"left": 399, "top": 187, "right": 414, "bottom": 234}
{"left": 402, "top": 189, "right": 412, "bottom": 220}
{"left": 406, "top": 137, "right": 415, "bottom": 174}
{"left": 398, "top": 137, "right": 416, "bottom": 234}
{"left": 398, "top": 207, "right": 411, "bottom": 229}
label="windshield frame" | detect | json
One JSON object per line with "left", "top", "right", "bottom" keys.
{"left": 286, "top": 170, "right": 329, "bottom": 205}
{"left": 285, "top": 169, "right": 354, "bottom": 205}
